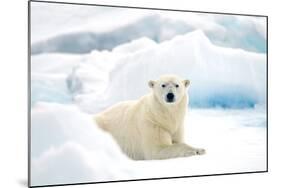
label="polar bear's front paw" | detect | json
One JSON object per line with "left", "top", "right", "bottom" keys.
{"left": 194, "top": 148, "right": 206, "bottom": 155}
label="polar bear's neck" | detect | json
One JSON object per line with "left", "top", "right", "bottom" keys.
{"left": 146, "top": 94, "right": 187, "bottom": 134}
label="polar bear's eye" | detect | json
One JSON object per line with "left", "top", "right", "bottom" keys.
{"left": 161, "top": 84, "right": 166, "bottom": 88}
{"left": 175, "top": 84, "right": 179, "bottom": 88}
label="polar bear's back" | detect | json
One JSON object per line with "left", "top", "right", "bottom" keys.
{"left": 95, "top": 100, "right": 135, "bottom": 130}
{"left": 94, "top": 99, "right": 146, "bottom": 159}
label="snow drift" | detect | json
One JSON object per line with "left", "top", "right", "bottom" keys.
{"left": 30, "top": 103, "right": 266, "bottom": 186}
{"left": 31, "top": 102, "right": 138, "bottom": 186}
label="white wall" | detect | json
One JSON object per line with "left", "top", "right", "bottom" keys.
{"left": 0, "top": 0, "right": 280, "bottom": 188}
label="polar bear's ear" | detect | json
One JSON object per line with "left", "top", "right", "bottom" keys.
{"left": 183, "top": 79, "right": 190, "bottom": 88}
{"left": 148, "top": 80, "right": 155, "bottom": 88}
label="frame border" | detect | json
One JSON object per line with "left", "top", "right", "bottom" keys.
{"left": 28, "top": 0, "right": 268, "bottom": 187}
{"left": 28, "top": 1, "right": 31, "bottom": 187}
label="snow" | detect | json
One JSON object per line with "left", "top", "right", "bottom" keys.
{"left": 30, "top": 103, "right": 266, "bottom": 186}
{"left": 30, "top": 1, "right": 267, "bottom": 187}
{"left": 31, "top": 103, "right": 137, "bottom": 186}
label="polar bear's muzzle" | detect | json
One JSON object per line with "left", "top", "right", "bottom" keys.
{"left": 166, "top": 93, "right": 175, "bottom": 103}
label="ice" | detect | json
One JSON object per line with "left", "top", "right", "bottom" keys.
{"left": 72, "top": 31, "right": 266, "bottom": 113}
{"left": 31, "top": 73, "right": 72, "bottom": 105}
{"left": 31, "top": 31, "right": 266, "bottom": 112}
{"left": 31, "top": 2, "right": 266, "bottom": 54}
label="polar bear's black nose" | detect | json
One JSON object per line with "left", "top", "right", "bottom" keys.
{"left": 167, "top": 93, "right": 175, "bottom": 102}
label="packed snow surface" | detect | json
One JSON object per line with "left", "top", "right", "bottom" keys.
{"left": 31, "top": 103, "right": 266, "bottom": 186}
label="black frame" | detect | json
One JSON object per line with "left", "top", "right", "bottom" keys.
{"left": 28, "top": 0, "right": 268, "bottom": 187}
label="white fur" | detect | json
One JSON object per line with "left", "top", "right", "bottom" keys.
{"left": 94, "top": 75, "right": 205, "bottom": 160}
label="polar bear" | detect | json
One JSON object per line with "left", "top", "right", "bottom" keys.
{"left": 94, "top": 74, "right": 205, "bottom": 160}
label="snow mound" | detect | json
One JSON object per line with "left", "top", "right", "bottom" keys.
{"left": 74, "top": 30, "right": 266, "bottom": 112}
{"left": 31, "top": 102, "right": 137, "bottom": 186}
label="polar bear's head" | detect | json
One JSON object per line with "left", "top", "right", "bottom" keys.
{"left": 148, "top": 75, "right": 190, "bottom": 105}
